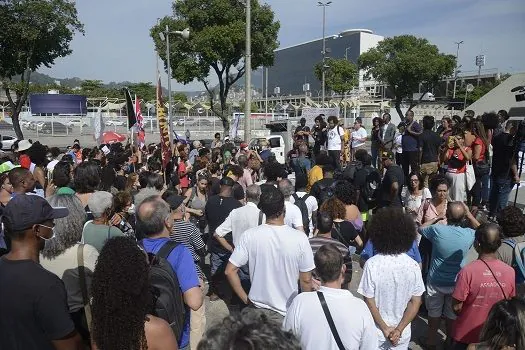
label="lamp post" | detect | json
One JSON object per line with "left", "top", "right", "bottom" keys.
{"left": 345, "top": 46, "right": 351, "bottom": 61}
{"left": 318, "top": 1, "right": 331, "bottom": 105}
{"left": 244, "top": 0, "right": 252, "bottom": 142}
{"left": 159, "top": 26, "right": 190, "bottom": 145}
{"left": 452, "top": 40, "right": 463, "bottom": 99}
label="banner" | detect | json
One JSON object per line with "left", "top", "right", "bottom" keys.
{"left": 301, "top": 107, "right": 340, "bottom": 127}
{"left": 124, "top": 88, "right": 137, "bottom": 129}
{"left": 230, "top": 113, "right": 241, "bottom": 140}
{"left": 135, "top": 95, "right": 145, "bottom": 148}
{"left": 156, "top": 78, "right": 172, "bottom": 170}
{"left": 93, "top": 108, "right": 104, "bottom": 145}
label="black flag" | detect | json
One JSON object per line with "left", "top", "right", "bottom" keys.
{"left": 124, "top": 87, "right": 137, "bottom": 129}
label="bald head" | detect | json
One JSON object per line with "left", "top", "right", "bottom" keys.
{"left": 475, "top": 223, "right": 502, "bottom": 254}
{"left": 136, "top": 196, "right": 171, "bottom": 236}
{"left": 446, "top": 202, "right": 466, "bottom": 225}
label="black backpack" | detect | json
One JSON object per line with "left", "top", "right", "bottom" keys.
{"left": 317, "top": 181, "right": 337, "bottom": 207}
{"left": 360, "top": 167, "right": 381, "bottom": 208}
{"left": 292, "top": 193, "right": 311, "bottom": 235}
{"left": 342, "top": 160, "right": 363, "bottom": 182}
{"left": 141, "top": 240, "right": 186, "bottom": 341}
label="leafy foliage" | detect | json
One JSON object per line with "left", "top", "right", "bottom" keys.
{"left": 314, "top": 58, "right": 359, "bottom": 97}
{"left": 151, "top": 0, "right": 280, "bottom": 132}
{"left": 358, "top": 35, "right": 455, "bottom": 118}
{"left": 0, "top": 0, "right": 84, "bottom": 139}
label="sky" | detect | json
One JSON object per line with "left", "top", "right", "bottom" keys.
{"left": 41, "top": 0, "right": 525, "bottom": 91}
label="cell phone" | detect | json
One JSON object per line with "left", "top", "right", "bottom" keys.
{"left": 447, "top": 136, "right": 455, "bottom": 149}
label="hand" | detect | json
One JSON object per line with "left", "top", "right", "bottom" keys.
{"left": 514, "top": 175, "right": 521, "bottom": 184}
{"left": 110, "top": 213, "right": 122, "bottom": 226}
{"left": 311, "top": 278, "right": 321, "bottom": 291}
{"left": 194, "top": 209, "right": 203, "bottom": 217}
{"left": 381, "top": 326, "right": 395, "bottom": 341}
{"left": 388, "top": 328, "right": 402, "bottom": 346}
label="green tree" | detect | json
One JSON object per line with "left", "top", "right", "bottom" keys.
{"left": 0, "top": 0, "right": 84, "bottom": 139}
{"left": 314, "top": 58, "right": 358, "bottom": 98}
{"left": 358, "top": 35, "right": 455, "bottom": 119}
{"left": 173, "top": 92, "right": 188, "bottom": 103}
{"left": 151, "top": 0, "right": 280, "bottom": 133}
{"left": 128, "top": 82, "right": 156, "bottom": 102}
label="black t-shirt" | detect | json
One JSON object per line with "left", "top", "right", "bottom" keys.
{"left": 353, "top": 165, "right": 376, "bottom": 212}
{"left": 331, "top": 221, "right": 358, "bottom": 246}
{"left": 205, "top": 195, "right": 242, "bottom": 253}
{"left": 379, "top": 164, "right": 405, "bottom": 207}
{"left": 310, "top": 178, "right": 335, "bottom": 203}
{"left": 0, "top": 258, "right": 75, "bottom": 350}
{"left": 419, "top": 130, "right": 442, "bottom": 164}
{"left": 295, "top": 125, "right": 310, "bottom": 143}
{"left": 208, "top": 177, "right": 220, "bottom": 196}
{"left": 492, "top": 132, "right": 516, "bottom": 179}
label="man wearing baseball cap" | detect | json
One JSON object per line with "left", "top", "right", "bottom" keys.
{"left": 377, "top": 150, "right": 405, "bottom": 209}
{"left": 0, "top": 195, "right": 82, "bottom": 349}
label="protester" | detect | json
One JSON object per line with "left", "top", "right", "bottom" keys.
{"left": 380, "top": 112, "right": 396, "bottom": 152}
{"left": 320, "top": 197, "right": 363, "bottom": 253}
{"left": 466, "top": 120, "right": 490, "bottom": 212}
{"left": 371, "top": 116, "right": 383, "bottom": 168}
{"left": 416, "top": 175, "right": 449, "bottom": 227}
{"left": 358, "top": 207, "right": 425, "bottom": 349}
{"left": 419, "top": 115, "right": 442, "bottom": 188}
{"left": 40, "top": 194, "right": 96, "bottom": 343}
{"left": 284, "top": 244, "right": 377, "bottom": 350}
{"left": 326, "top": 115, "right": 345, "bottom": 169}
{"left": 137, "top": 196, "right": 202, "bottom": 350}
{"left": 377, "top": 150, "right": 405, "bottom": 208}
{"left": 91, "top": 237, "right": 178, "bottom": 350}
{"left": 403, "top": 171, "right": 432, "bottom": 216}
{"left": 278, "top": 179, "right": 305, "bottom": 232}
{"left": 225, "top": 186, "right": 314, "bottom": 323}
{"left": 289, "top": 175, "right": 318, "bottom": 236}
{"left": 419, "top": 202, "right": 480, "bottom": 349}
{"left": 0, "top": 171, "right": 13, "bottom": 206}
{"left": 451, "top": 223, "right": 516, "bottom": 349}
{"left": 310, "top": 164, "right": 335, "bottom": 204}
{"left": 307, "top": 151, "right": 330, "bottom": 192}
{"left": 74, "top": 161, "right": 101, "bottom": 220}
{"left": 442, "top": 130, "right": 472, "bottom": 201}
{"left": 0, "top": 194, "right": 83, "bottom": 349}
{"left": 312, "top": 115, "right": 327, "bottom": 157}
{"left": 394, "top": 122, "right": 404, "bottom": 166}
{"left": 184, "top": 175, "right": 208, "bottom": 233}
{"left": 110, "top": 191, "right": 135, "bottom": 237}
{"left": 8, "top": 167, "right": 36, "bottom": 196}
{"left": 335, "top": 180, "right": 365, "bottom": 233}
{"left": 350, "top": 117, "right": 367, "bottom": 162}
{"left": 237, "top": 154, "right": 254, "bottom": 190}
{"left": 402, "top": 110, "right": 422, "bottom": 181}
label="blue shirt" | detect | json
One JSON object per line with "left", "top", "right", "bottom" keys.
{"left": 361, "top": 240, "right": 421, "bottom": 263}
{"left": 419, "top": 224, "right": 475, "bottom": 287}
{"left": 401, "top": 122, "right": 421, "bottom": 152}
{"left": 141, "top": 237, "right": 200, "bottom": 348}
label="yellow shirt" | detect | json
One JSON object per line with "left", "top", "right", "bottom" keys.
{"left": 307, "top": 165, "right": 323, "bottom": 192}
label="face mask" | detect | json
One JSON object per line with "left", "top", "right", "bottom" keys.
{"left": 37, "top": 224, "right": 56, "bottom": 241}
{"left": 127, "top": 204, "right": 135, "bottom": 215}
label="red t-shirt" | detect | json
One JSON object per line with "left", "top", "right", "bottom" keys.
{"left": 446, "top": 147, "right": 471, "bottom": 174}
{"left": 452, "top": 259, "right": 516, "bottom": 344}
{"left": 178, "top": 161, "right": 189, "bottom": 188}
{"left": 19, "top": 154, "right": 31, "bottom": 169}
{"left": 472, "top": 137, "right": 486, "bottom": 162}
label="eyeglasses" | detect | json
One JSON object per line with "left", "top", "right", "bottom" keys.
{"left": 410, "top": 179, "right": 419, "bottom": 182}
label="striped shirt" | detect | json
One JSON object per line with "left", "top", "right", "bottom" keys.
{"left": 171, "top": 220, "right": 206, "bottom": 278}
{"left": 309, "top": 236, "right": 350, "bottom": 257}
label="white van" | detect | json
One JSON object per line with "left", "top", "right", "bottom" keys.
{"left": 248, "top": 135, "right": 286, "bottom": 164}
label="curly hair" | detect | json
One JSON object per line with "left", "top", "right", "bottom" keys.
{"left": 497, "top": 206, "right": 525, "bottom": 238}
{"left": 368, "top": 207, "right": 416, "bottom": 254}
{"left": 113, "top": 191, "right": 133, "bottom": 213}
{"left": 52, "top": 161, "right": 72, "bottom": 188}
{"left": 198, "top": 308, "right": 301, "bottom": 350}
{"left": 41, "top": 194, "right": 86, "bottom": 259}
{"left": 25, "top": 141, "right": 48, "bottom": 166}
{"left": 91, "top": 237, "right": 150, "bottom": 350}
{"left": 334, "top": 180, "right": 357, "bottom": 205}
{"left": 73, "top": 161, "right": 101, "bottom": 194}
{"left": 429, "top": 175, "right": 449, "bottom": 195}
{"left": 320, "top": 197, "right": 347, "bottom": 220}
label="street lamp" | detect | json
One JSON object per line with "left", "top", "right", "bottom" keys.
{"left": 318, "top": 1, "right": 332, "bottom": 105}
{"left": 244, "top": 0, "right": 252, "bottom": 143}
{"left": 159, "top": 26, "right": 190, "bottom": 144}
{"left": 452, "top": 40, "right": 463, "bottom": 99}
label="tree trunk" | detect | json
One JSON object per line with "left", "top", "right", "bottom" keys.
{"left": 394, "top": 97, "right": 404, "bottom": 122}
{"left": 11, "top": 110, "right": 24, "bottom": 140}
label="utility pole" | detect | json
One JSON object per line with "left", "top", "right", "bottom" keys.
{"left": 244, "top": 0, "right": 252, "bottom": 142}
{"left": 165, "top": 25, "right": 174, "bottom": 146}
{"left": 318, "top": 1, "right": 331, "bottom": 105}
{"left": 453, "top": 40, "right": 463, "bottom": 99}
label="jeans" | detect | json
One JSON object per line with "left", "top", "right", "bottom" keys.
{"left": 209, "top": 251, "right": 231, "bottom": 299}
{"left": 402, "top": 150, "right": 420, "bottom": 183}
{"left": 371, "top": 145, "right": 379, "bottom": 168}
{"left": 328, "top": 150, "right": 341, "bottom": 170}
{"left": 471, "top": 173, "right": 490, "bottom": 207}
{"left": 489, "top": 177, "right": 513, "bottom": 216}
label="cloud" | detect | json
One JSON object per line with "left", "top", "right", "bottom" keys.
{"left": 41, "top": 0, "right": 525, "bottom": 90}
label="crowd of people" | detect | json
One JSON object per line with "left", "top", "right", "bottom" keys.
{"left": 0, "top": 108, "right": 524, "bottom": 350}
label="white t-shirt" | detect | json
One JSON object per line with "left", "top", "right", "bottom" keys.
{"left": 357, "top": 254, "right": 425, "bottom": 347}
{"left": 289, "top": 192, "right": 318, "bottom": 236}
{"left": 327, "top": 126, "right": 345, "bottom": 151}
{"left": 394, "top": 133, "right": 403, "bottom": 154}
{"left": 215, "top": 202, "right": 264, "bottom": 246}
{"left": 351, "top": 127, "right": 368, "bottom": 148}
{"left": 229, "top": 224, "right": 315, "bottom": 316}
{"left": 40, "top": 243, "right": 99, "bottom": 312}
{"left": 402, "top": 187, "right": 432, "bottom": 214}
{"left": 284, "top": 200, "right": 304, "bottom": 230}
{"left": 283, "top": 286, "right": 378, "bottom": 350}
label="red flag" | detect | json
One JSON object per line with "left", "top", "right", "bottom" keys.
{"left": 156, "top": 78, "right": 172, "bottom": 170}
{"left": 134, "top": 95, "right": 145, "bottom": 147}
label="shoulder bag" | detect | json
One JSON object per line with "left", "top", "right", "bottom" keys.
{"left": 317, "top": 292, "right": 345, "bottom": 350}
{"left": 77, "top": 244, "right": 92, "bottom": 332}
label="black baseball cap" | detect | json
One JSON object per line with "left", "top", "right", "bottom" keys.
{"left": 164, "top": 194, "right": 185, "bottom": 210}
{"left": 3, "top": 194, "right": 69, "bottom": 231}
{"left": 220, "top": 176, "right": 235, "bottom": 187}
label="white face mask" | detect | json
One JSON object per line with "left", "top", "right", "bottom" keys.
{"left": 127, "top": 204, "right": 136, "bottom": 215}
{"left": 37, "top": 224, "right": 56, "bottom": 241}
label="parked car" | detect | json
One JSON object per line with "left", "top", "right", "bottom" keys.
{"left": 1, "top": 135, "right": 18, "bottom": 150}
{"left": 105, "top": 120, "right": 125, "bottom": 126}
{"left": 67, "top": 119, "right": 88, "bottom": 127}
{"left": 40, "top": 122, "right": 72, "bottom": 134}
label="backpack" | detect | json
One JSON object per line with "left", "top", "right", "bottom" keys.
{"left": 292, "top": 193, "right": 311, "bottom": 235}
{"left": 317, "top": 181, "right": 337, "bottom": 207}
{"left": 342, "top": 160, "right": 363, "bottom": 182}
{"left": 360, "top": 167, "right": 381, "bottom": 208}
{"left": 502, "top": 239, "right": 525, "bottom": 284}
{"left": 140, "top": 240, "right": 186, "bottom": 341}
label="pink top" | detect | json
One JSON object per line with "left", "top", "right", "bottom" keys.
{"left": 452, "top": 259, "right": 515, "bottom": 344}
{"left": 178, "top": 161, "right": 189, "bottom": 188}
{"left": 416, "top": 199, "right": 447, "bottom": 226}
{"left": 238, "top": 168, "right": 253, "bottom": 190}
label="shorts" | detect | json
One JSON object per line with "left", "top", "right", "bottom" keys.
{"left": 425, "top": 283, "right": 457, "bottom": 320}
